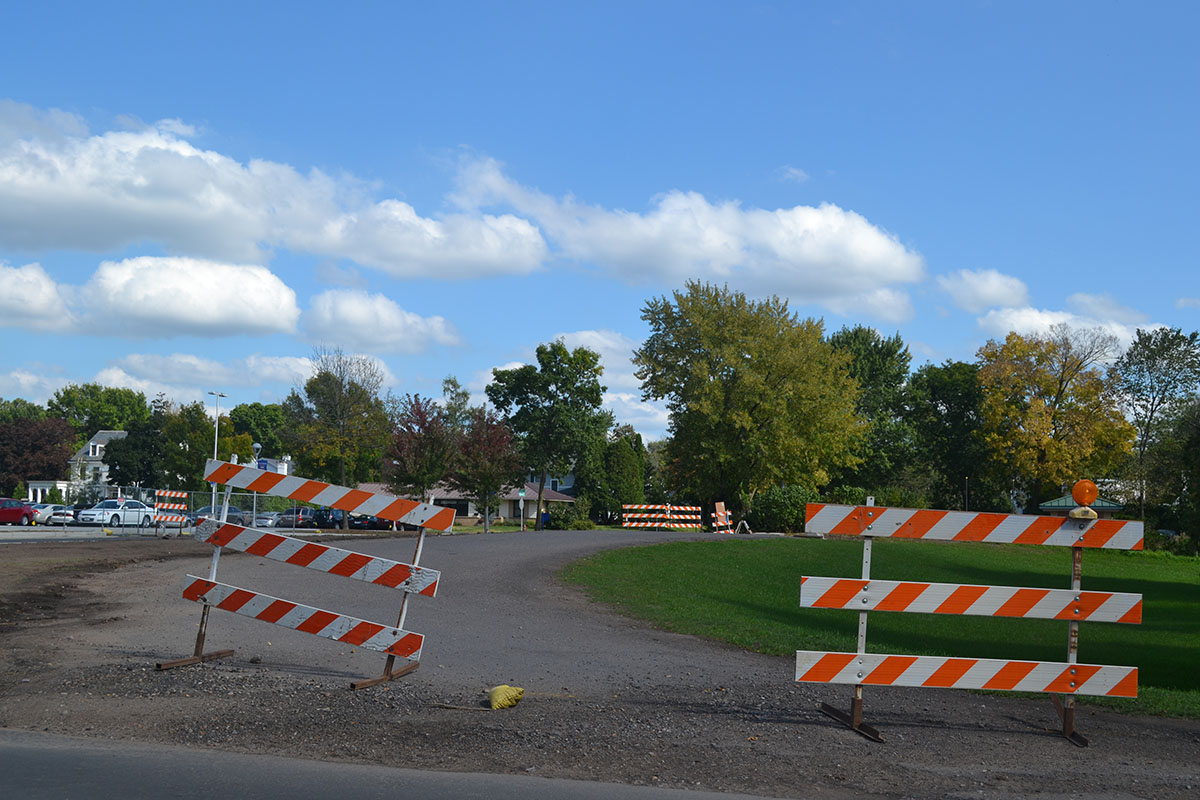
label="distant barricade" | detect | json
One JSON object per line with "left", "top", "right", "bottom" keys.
{"left": 621, "top": 504, "right": 702, "bottom": 530}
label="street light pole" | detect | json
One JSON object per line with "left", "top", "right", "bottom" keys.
{"left": 251, "top": 442, "right": 261, "bottom": 525}
{"left": 208, "top": 391, "right": 226, "bottom": 511}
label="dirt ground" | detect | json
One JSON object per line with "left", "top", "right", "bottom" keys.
{"left": 1, "top": 535, "right": 1198, "bottom": 799}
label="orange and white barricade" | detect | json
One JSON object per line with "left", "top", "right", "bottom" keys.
{"left": 711, "top": 501, "right": 733, "bottom": 534}
{"left": 158, "top": 459, "right": 454, "bottom": 689}
{"left": 796, "top": 480, "right": 1141, "bottom": 746}
{"left": 622, "top": 504, "right": 702, "bottom": 530}
{"left": 154, "top": 489, "right": 189, "bottom": 527}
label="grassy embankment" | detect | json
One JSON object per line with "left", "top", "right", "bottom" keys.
{"left": 561, "top": 536, "right": 1200, "bottom": 718}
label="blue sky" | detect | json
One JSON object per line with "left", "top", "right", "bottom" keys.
{"left": 2, "top": 1, "right": 1197, "bottom": 441}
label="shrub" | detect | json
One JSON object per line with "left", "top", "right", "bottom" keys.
{"left": 746, "top": 485, "right": 816, "bottom": 533}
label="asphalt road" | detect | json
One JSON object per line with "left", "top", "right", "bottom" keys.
{"left": 0, "top": 729, "right": 770, "bottom": 800}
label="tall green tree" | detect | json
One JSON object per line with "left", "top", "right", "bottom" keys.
{"left": 282, "top": 348, "right": 390, "bottom": 518}
{"left": 633, "top": 282, "right": 862, "bottom": 511}
{"left": 230, "top": 402, "right": 288, "bottom": 460}
{"left": 1110, "top": 327, "right": 1200, "bottom": 517}
{"left": 573, "top": 425, "right": 646, "bottom": 523}
{"left": 827, "top": 325, "right": 914, "bottom": 489}
{"left": 0, "top": 397, "right": 47, "bottom": 424}
{"left": 47, "top": 383, "right": 149, "bottom": 442}
{"left": 977, "top": 324, "right": 1134, "bottom": 511}
{"left": 103, "top": 415, "right": 165, "bottom": 489}
{"left": 441, "top": 375, "right": 472, "bottom": 434}
{"left": 448, "top": 406, "right": 524, "bottom": 533}
{"left": 903, "top": 360, "right": 1006, "bottom": 511}
{"left": 487, "top": 340, "right": 611, "bottom": 530}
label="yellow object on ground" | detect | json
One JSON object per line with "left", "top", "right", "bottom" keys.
{"left": 488, "top": 684, "right": 524, "bottom": 709}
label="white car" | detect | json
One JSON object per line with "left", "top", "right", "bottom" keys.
{"left": 77, "top": 499, "right": 156, "bottom": 527}
{"left": 32, "top": 503, "right": 68, "bottom": 524}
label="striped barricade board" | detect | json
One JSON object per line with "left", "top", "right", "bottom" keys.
{"left": 805, "top": 503, "right": 1143, "bottom": 550}
{"left": 712, "top": 509, "right": 733, "bottom": 535}
{"left": 182, "top": 576, "right": 424, "bottom": 659}
{"left": 203, "top": 459, "right": 456, "bottom": 531}
{"left": 795, "top": 652, "right": 1137, "bottom": 698}
{"left": 799, "top": 576, "right": 1142, "bottom": 623}
{"left": 197, "top": 520, "right": 440, "bottom": 596}
{"left": 796, "top": 491, "right": 1143, "bottom": 745}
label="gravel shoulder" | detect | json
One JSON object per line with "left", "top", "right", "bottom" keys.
{"left": 1, "top": 532, "right": 1198, "bottom": 799}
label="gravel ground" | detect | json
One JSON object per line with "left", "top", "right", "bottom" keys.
{"left": 1, "top": 532, "right": 1198, "bottom": 799}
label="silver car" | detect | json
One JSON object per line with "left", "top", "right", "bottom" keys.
{"left": 77, "top": 499, "right": 156, "bottom": 527}
{"left": 32, "top": 503, "right": 67, "bottom": 524}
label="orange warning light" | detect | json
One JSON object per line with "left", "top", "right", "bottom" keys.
{"left": 1072, "top": 479, "right": 1098, "bottom": 507}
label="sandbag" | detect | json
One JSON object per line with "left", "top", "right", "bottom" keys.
{"left": 488, "top": 684, "right": 524, "bottom": 709}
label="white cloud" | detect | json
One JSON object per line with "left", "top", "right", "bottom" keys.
{"left": 301, "top": 289, "right": 460, "bottom": 354}
{"left": 1177, "top": 297, "right": 1200, "bottom": 309}
{"left": 780, "top": 165, "right": 810, "bottom": 183}
{"left": 455, "top": 158, "right": 925, "bottom": 314}
{"left": 0, "top": 262, "right": 73, "bottom": 331}
{"left": 824, "top": 287, "right": 915, "bottom": 324}
{"left": 603, "top": 391, "right": 670, "bottom": 439}
{"left": 1066, "top": 293, "right": 1146, "bottom": 325}
{"left": 937, "top": 268, "right": 1030, "bottom": 313}
{"left": 977, "top": 306, "right": 1157, "bottom": 346}
{"left": 0, "top": 103, "right": 548, "bottom": 277}
{"left": 0, "top": 368, "right": 70, "bottom": 403}
{"left": 81, "top": 256, "right": 300, "bottom": 337}
{"left": 92, "top": 366, "right": 197, "bottom": 402}
{"left": 111, "top": 353, "right": 315, "bottom": 389}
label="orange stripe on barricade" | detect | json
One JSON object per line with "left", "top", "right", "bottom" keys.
{"left": 935, "top": 585, "right": 988, "bottom": 615}
{"left": 874, "top": 582, "right": 927, "bottom": 613}
{"left": 923, "top": 658, "right": 977, "bottom": 688}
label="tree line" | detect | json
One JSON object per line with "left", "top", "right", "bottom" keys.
{"left": 3, "top": 282, "right": 1198, "bottom": 550}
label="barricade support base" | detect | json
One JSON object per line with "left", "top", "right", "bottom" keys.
{"left": 350, "top": 660, "right": 419, "bottom": 690}
{"left": 819, "top": 694, "right": 883, "bottom": 742}
{"left": 156, "top": 649, "right": 235, "bottom": 671}
{"left": 1051, "top": 694, "right": 1090, "bottom": 747}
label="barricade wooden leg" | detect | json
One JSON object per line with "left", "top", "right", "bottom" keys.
{"left": 350, "top": 527, "right": 426, "bottom": 690}
{"left": 1050, "top": 546, "right": 1089, "bottom": 746}
{"left": 156, "top": 606, "right": 235, "bottom": 670}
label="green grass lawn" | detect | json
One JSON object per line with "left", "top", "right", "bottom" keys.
{"left": 560, "top": 537, "right": 1200, "bottom": 718}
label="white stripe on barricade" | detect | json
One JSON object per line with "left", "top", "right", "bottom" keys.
{"left": 799, "top": 576, "right": 1142, "bottom": 623}
{"left": 795, "top": 651, "right": 1138, "bottom": 697}
{"left": 198, "top": 520, "right": 440, "bottom": 596}
{"left": 182, "top": 576, "right": 423, "bottom": 659}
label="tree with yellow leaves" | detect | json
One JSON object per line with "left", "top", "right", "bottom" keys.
{"left": 977, "top": 324, "right": 1134, "bottom": 512}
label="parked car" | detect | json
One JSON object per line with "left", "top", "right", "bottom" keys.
{"left": 349, "top": 514, "right": 393, "bottom": 530}
{"left": 193, "top": 505, "right": 253, "bottom": 527}
{"left": 276, "top": 507, "right": 317, "bottom": 529}
{"left": 71, "top": 502, "right": 93, "bottom": 522}
{"left": 314, "top": 508, "right": 345, "bottom": 528}
{"left": 76, "top": 498, "right": 156, "bottom": 527}
{"left": 0, "top": 498, "right": 35, "bottom": 526}
{"left": 32, "top": 503, "right": 68, "bottom": 524}
{"left": 49, "top": 506, "right": 75, "bottom": 524}
{"left": 254, "top": 511, "right": 279, "bottom": 528}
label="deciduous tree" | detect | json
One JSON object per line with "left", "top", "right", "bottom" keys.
{"left": 48, "top": 383, "right": 149, "bottom": 442}
{"left": 633, "top": 282, "right": 861, "bottom": 511}
{"left": 487, "top": 341, "right": 611, "bottom": 530}
{"left": 384, "top": 394, "right": 457, "bottom": 504}
{"left": 827, "top": 325, "right": 913, "bottom": 488}
{"left": 0, "top": 417, "right": 75, "bottom": 495}
{"left": 448, "top": 406, "right": 524, "bottom": 533}
{"left": 1110, "top": 327, "right": 1200, "bottom": 516}
{"left": 977, "top": 325, "right": 1134, "bottom": 511}
{"left": 282, "top": 349, "right": 390, "bottom": 523}
{"left": 903, "top": 360, "right": 1006, "bottom": 511}
{"left": 230, "top": 402, "right": 288, "bottom": 461}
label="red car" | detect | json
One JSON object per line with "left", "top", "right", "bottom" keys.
{"left": 0, "top": 498, "right": 35, "bottom": 526}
